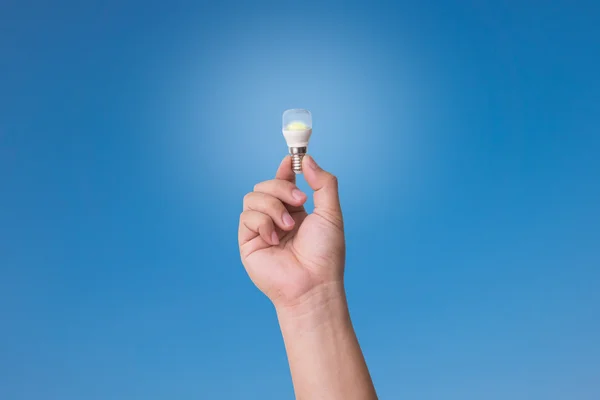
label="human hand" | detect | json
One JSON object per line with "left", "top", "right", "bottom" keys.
{"left": 238, "top": 155, "right": 345, "bottom": 311}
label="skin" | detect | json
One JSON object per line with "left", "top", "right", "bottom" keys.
{"left": 238, "top": 155, "right": 378, "bottom": 400}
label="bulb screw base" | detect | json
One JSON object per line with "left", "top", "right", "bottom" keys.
{"left": 289, "top": 147, "right": 307, "bottom": 174}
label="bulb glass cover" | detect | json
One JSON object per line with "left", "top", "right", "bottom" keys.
{"left": 283, "top": 109, "right": 312, "bottom": 130}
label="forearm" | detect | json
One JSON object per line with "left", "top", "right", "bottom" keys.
{"left": 276, "top": 283, "right": 377, "bottom": 400}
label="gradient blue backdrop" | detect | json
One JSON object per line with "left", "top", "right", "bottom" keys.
{"left": 1, "top": 1, "right": 599, "bottom": 399}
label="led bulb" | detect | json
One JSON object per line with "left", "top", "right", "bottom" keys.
{"left": 282, "top": 108, "right": 312, "bottom": 174}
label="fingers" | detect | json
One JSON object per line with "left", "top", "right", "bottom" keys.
{"left": 302, "top": 155, "right": 343, "bottom": 228}
{"left": 275, "top": 156, "right": 296, "bottom": 183}
{"left": 243, "top": 191, "right": 298, "bottom": 231}
{"left": 239, "top": 172, "right": 309, "bottom": 250}
{"left": 239, "top": 210, "right": 279, "bottom": 246}
{"left": 253, "top": 179, "right": 307, "bottom": 212}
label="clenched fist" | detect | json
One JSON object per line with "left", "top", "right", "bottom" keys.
{"left": 238, "top": 155, "right": 345, "bottom": 309}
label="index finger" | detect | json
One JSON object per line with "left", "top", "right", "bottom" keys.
{"left": 275, "top": 155, "right": 296, "bottom": 183}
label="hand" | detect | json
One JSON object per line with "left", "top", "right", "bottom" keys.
{"left": 239, "top": 156, "right": 377, "bottom": 399}
{"left": 238, "top": 155, "right": 345, "bottom": 310}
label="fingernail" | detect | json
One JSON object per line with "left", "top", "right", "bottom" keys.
{"left": 282, "top": 212, "right": 295, "bottom": 227}
{"left": 304, "top": 155, "right": 318, "bottom": 170}
{"left": 292, "top": 189, "right": 305, "bottom": 201}
{"left": 271, "top": 231, "right": 279, "bottom": 245}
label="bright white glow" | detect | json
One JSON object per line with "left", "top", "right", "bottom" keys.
{"left": 285, "top": 121, "right": 309, "bottom": 130}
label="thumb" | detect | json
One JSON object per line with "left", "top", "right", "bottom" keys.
{"left": 302, "top": 155, "right": 343, "bottom": 227}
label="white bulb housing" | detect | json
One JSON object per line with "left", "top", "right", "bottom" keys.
{"left": 282, "top": 109, "right": 312, "bottom": 174}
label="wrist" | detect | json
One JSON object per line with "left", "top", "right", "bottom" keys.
{"left": 275, "top": 281, "right": 349, "bottom": 333}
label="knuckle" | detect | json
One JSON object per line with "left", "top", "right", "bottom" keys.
{"left": 239, "top": 210, "right": 254, "bottom": 223}
{"left": 327, "top": 174, "right": 339, "bottom": 187}
{"left": 316, "top": 209, "right": 344, "bottom": 232}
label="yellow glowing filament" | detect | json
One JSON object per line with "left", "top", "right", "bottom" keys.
{"left": 285, "top": 121, "right": 310, "bottom": 131}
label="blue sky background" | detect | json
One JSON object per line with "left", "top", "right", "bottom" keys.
{"left": 1, "top": 1, "right": 599, "bottom": 399}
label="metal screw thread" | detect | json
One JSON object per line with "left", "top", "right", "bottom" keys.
{"left": 291, "top": 154, "right": 304, "bottom": 174}
{"left": 289, "top": 146, "right": 307, "bottom": 174}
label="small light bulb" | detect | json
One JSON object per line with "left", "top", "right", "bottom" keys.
{"left": 282, "top": 108, "right": 312, "bottom": 174}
